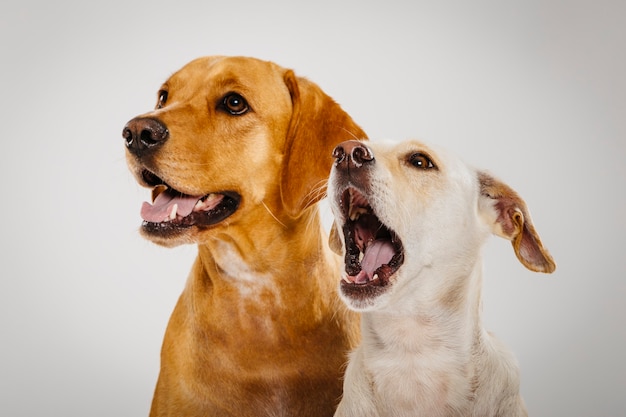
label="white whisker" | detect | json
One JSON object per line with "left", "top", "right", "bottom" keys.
{"left": 340, "top": 126, "right": 364, "bottom": 141}
{"left": 261, "top": 200, "right": 287, "bottom": 228}
{"left": 298, "top": 178, "right": 329, "bottom": 212}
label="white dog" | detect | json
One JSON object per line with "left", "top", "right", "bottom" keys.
{"left": 327, "top": 140, "right": 556, "bottom": 417}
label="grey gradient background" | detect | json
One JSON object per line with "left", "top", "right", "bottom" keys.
{"left": 1, "top": 0, "right": 624, "bottom": 416}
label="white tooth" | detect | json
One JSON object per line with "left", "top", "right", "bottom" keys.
{"left": 342, "top": 274, "right": 351, "bottom": 283}
{"left": 169, "top": 203, "right": 178, "bottom": 220}
{"left": 359, "top": 252, "right": 364, "bottom": 262}
{"left": 349, "top": 206, "right": 367, "bottom": 221}
{"left": 194, "top": 200, "right": 204, "bottom": 210}
{"left": 373, "top": 274, "right": 379, "bottom": 281}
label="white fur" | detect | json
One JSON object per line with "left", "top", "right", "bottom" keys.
{"left": 329, "top": 140, "right": 554, "bottom": 417}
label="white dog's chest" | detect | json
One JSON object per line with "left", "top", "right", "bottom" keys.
{"left": 366, "top": 352, "right": 470, "bottom": 416}
{"left": 359, "top": 318, "right": 474, "bottom": 417}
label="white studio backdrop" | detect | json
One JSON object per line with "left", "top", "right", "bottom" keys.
{"left": 1, "top": 1, "right": 624, "bottom": 416}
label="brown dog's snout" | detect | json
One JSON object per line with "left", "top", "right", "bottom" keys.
{"left": 123, "top": 117, "right": 169, "bottom": 155}
{"left": 332, "top": 140, "right": 374, "bottom": 170}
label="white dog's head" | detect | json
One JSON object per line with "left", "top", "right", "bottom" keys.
{"left": 328, "top": 140, "right": 556, "bottom": 312}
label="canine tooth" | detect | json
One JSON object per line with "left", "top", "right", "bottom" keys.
{"left": 194, "top": 200, "right": 204, "bottom": 210}
{"left": 349, "top": 206, "right": 368, "bottom": 221}
{"left": 169, "top": 203, "right": 178, "bottom": 220}
{"left": 373, "top": 274, "right": 379, "bottom": 281}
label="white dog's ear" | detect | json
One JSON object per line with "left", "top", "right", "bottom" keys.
{"left": 478, "top": 171, "right": 556, "bottom": 273}
{"left": 328, "top": 223, "right": 343, "bottom": 255}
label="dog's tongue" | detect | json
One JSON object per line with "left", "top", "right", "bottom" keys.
{"left": 141, "top": 191, "right": 200, "bottom": 222}
{"left": 354, "top": 239, "right": 395, "bottom": 284}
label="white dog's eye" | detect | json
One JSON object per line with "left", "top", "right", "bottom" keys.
{"left": 409, "top": 152, "right": 436, "bottom": 170}
{"left": 156, "top": 90, "right": 168, "bottom": 109}
{"left": 221, "top": 93, "right": 250, "bottom": 115}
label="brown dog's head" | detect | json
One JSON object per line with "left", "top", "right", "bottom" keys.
{"left": 123, "top": 56, "right": 366, "bottom": 246}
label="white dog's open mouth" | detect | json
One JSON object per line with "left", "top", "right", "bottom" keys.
{"left": 139, "top": 169, "right": 240, "bottom": 236}
{"left": 339, "top": 187, "right": 404, "bottom": 295}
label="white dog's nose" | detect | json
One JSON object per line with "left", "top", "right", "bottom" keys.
{"left": 332, "top": 140, "right": 374, "bottom": 169}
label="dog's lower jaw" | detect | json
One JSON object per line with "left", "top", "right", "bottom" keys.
{"left": 339, "top": 280, "right": 392, "bottom": 312}
{"left": 139, "top": 192, "right": 241, "bottom": 247}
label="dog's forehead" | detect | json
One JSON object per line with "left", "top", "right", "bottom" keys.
{"left": 368, "top": 139, "right": 477, "bottom": 192}
{"left": 165, "top": 56, "right": 287, "bottom": 93}
{"left": 369, "top": 139, "right": 451, "bottom": 167}
{"left": 153, "top": 56, "right": 293, "bottom": 121}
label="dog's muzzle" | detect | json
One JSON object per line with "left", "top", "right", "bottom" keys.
{"left": 123, "top": 116, "right": 241, "bottom": 241}
{"left": 331, "top": 141, "right": 404, "bottom": 305}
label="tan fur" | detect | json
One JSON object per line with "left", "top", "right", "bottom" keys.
{"left": 328, "top": 140, "right": 555, "bottom": 417}
{"left": 124, "top": 56, "right": 365, "bottom": 416}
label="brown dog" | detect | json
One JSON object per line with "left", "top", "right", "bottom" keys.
{"left": 123, "top": 56, "right": 365, "bottom": 417}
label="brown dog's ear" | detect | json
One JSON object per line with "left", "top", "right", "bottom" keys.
{"left": 281, "top": 70, "right": 367, "bottom": 217}
{"left": 478, "top": 171, "right": 556, "bottom": 273}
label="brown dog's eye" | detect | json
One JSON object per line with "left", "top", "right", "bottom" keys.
{"left": 156, "top": 90, "right": 168, "bottom": 109}
{"left": 220, "top": 93, "right": 249, "bottom": 115}
{"left": 409, "top": 153, "right": 436, "bottom": 170}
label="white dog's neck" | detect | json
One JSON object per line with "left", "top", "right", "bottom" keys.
{"left": 362, "top": 285, "right": 483, "bottom": 361}
{"left": 358, "top": 261, "right": 488, "bottom": 415}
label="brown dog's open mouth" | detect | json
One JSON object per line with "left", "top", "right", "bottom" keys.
{"left": 340, "top": 188, "right": 404, "bottom": 295}
{"left": 139, "top": 170, "right": 240, "bottom": 234}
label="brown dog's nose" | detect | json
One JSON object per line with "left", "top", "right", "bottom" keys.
{"left": 332, "top": 140, "right": 374, "bottom": 170}
{"left": 123, "top": 117, "right": 169, "bottom": 155}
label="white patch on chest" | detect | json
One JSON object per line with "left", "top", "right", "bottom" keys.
{"left": 213, "top": 240, "right": 283, "bottom": 308}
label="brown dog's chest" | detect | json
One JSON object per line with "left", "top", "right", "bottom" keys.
{"left": 157, "top": 289, "right": 350, "bottom": 417}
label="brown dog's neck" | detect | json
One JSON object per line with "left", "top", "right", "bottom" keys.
{"left": 158, "top": 204, "right": 359, "bottom": 414}
{"left": 187, "top": 206, "right": 345, "bottom": 334}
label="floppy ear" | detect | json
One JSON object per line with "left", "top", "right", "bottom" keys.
{"left": 281, "top": 70, "right": 367, "bottom": 217}
{"left": 478, "top": 171, "right": 556, "bottom": 273}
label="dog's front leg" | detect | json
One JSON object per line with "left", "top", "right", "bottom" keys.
{"left": 334, "top": 347, "right": 378, "bottom": 417}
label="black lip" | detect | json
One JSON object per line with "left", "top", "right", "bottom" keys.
{"left": 141, "top": 169, "right": 163, "bottom": 187}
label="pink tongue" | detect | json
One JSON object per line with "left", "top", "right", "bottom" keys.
{"left": 140, "top": 192, "right": 201, "bottom": 222}
{"left": 353, "top": 239, "right": 395, "bottom": 284}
